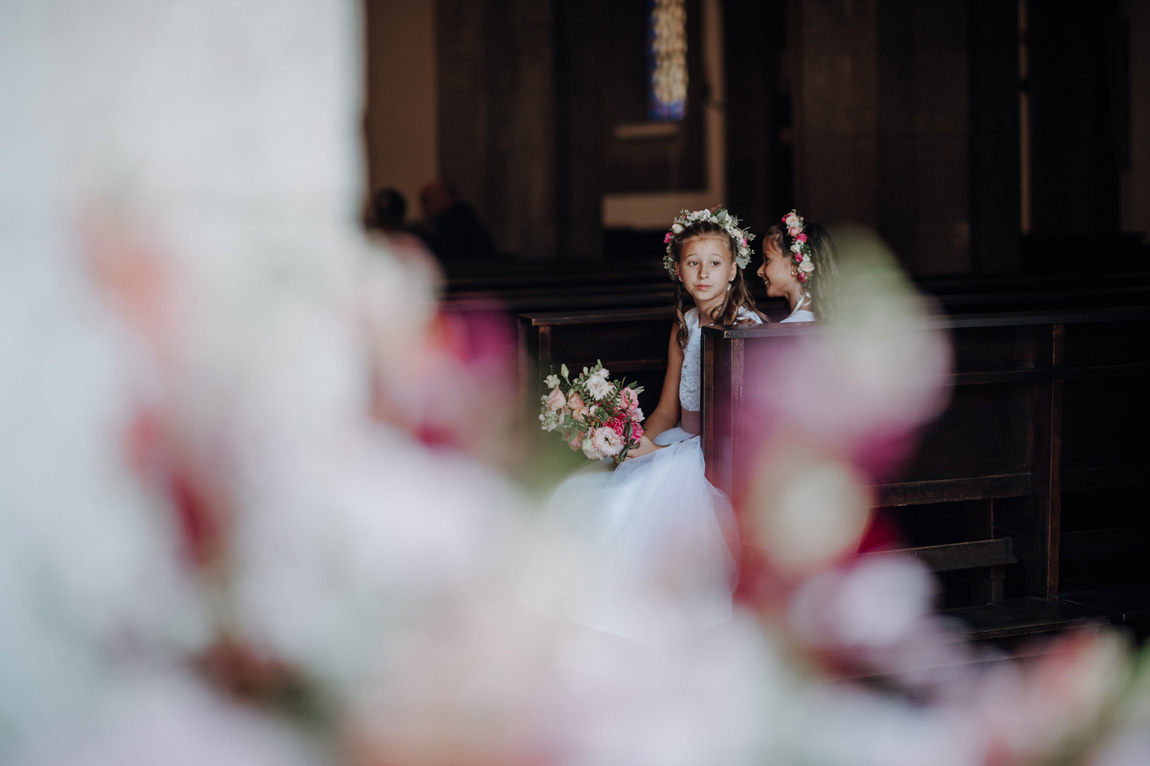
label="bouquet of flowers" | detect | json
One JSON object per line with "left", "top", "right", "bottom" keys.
{"left": 539, "top": 361, "right": 645, "bottom": 463}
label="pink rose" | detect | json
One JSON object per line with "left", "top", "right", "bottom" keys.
{"left": 797, "top": 233, "right": 807, "bottom": 242}
{"left": 591, "top": 426, "right": 624, "bottom": 457}
{"left": 544, "top": 387, "right": 566, "bottom": 413}
{"left": 606, "top": 412, "right": 644, "bottom": 447}
{"left": 619, "top": 387, "right": 641, "bottom": 416}
{"left": 568, "top": 391, "right": 589, "bottom": 422}
{"left": 664, "top": 232, "right": 673, "bottom": 244}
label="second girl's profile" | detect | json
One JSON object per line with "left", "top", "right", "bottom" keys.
{"left": 757, "top": 209, "right": 840, "bottom": 322}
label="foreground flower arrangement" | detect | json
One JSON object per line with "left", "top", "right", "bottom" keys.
{"left": 539, "top": 361, "right": 645, "bottom": 463}
{"left": 6, "top": 3, "right": 1150, "bottom": 765}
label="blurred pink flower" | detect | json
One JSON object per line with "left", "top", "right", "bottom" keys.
{"left": 619, "top": 386, "right": 642, "bottom": 418}
{"left": 567, "top": 391, "right": 589, "bottom": 422}
{"left": 545, "top": 387, "right": 566, "bottom": 414}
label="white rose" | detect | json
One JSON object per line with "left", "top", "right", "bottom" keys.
{"left": 585, "top": 371, "right": 613, "bottom": 400}
{"left": 581, "top": 437, "right": 603, "bottom": 460}
{"left": 672, "top": 223, "right": 683, "bottom": 234}
{"left": 799, "top": 260, "right": 815, "bottom": 273}
{"left": 591, "top": 426, "right": 624, "bottom": 457}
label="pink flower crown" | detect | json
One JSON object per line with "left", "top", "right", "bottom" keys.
{"left": 662, "top": 206, "right": 754, "bottom": 279}
{"left": 782, "top": 209, "right": 815, "bottom": 283}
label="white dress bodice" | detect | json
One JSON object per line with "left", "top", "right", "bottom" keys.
{"left": 679, "top": 307, "right": 763, "bottom": 411}
{"left": 780, "top": 308, "right": 815, "bottom": 323}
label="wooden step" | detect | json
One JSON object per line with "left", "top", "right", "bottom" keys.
{"left": 1061, "top": 589, "right": 1150, "bottom": 636}
{"left": 940, "top": 597, "right": 1111, "bottom": 644}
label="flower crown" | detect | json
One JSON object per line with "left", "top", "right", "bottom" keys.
{"left": 662, "top": 206, "right": 754, "bottom": 279}
{"left": 782, "top": 209, "right": 815, "bottom": 283}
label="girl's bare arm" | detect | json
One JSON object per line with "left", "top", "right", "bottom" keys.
{"left": 627, "top": 327, "right": 682, "bottom": 457}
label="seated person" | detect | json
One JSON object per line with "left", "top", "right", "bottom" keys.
{"left": 416, "top": 179, "right": 497, "bottom": 262}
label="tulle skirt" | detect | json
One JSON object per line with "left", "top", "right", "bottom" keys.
{"left": 515, "top": 427, "right": 740, "bottom": 645}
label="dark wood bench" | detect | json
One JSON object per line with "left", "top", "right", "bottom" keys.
{"left": 518, "top": 306, "right": 675, "bottom": 418}
{"left": 456, "top": 263, "right": 1150, "bottom": 316}
{"left": 701, "top": 306, "right": 1150, "bottom": 647}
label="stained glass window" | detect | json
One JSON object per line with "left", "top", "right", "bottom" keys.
{"left": 648, "top": 0, "right": 687, "bottom": 121}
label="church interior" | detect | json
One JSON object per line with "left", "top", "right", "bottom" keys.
{"left": 365, "top": 0, "right": 1150, "bottom": 280}
{"left": 368, "top": 0, "right": 1150, "bottom": 631}
{"left": 4, "top": 1, "right": 1150, "bottom": 763}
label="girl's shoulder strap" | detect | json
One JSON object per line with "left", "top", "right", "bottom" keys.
{"left": 736, "top": 306, "right": 764, "bottom": 324}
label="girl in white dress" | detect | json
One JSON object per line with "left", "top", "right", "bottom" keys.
{"left": 516, "top": 207, "right": 762, "bottom": 645}
{"left": 756, "top": 209, "right": 840, "bottom": 322}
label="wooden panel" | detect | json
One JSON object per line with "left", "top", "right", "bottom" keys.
{"left": 941, "top": 597, "right": 1109, "bottom": 642}
{"left": 519, "top": 307, "right": 674, "bottom": 416}
{"left": 866, "top": 538, "right": 1017, "bottom": 573}
{"left": 1062, "top": 466, "right": 1150, "bottom": 492}
{"left": 1062, "top": 526, "right": 1150, "bottom": 559}
{"left": 897, "top": 383, "right": 1031, "bottom": 483}
{"left": 1062, "top": 318, "right": 1150, "bottom": 368}
{"left": 1061, "top": 375, "right": 1150, "bottom": 473}
{"left": 873, "top": 474, "right": 1031, "bottom": 506}
{"left": 949, "top": 324, "right": 1036, "bottom": 374}
{"left": 700, "top": 307, "right": 1150, "bottom": 615}
{"left": 1024, "top": 323, "right": 1062, "bottom": 599}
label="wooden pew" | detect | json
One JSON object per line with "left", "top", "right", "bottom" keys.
{"left": 701, "top": 307, "right": 1150, "bottom": 646}
{"left": 518, "top": 307, "right": 674, "bottom": 419}
{"left": 456, "top": 262, "right": 1150, "bottom": 316}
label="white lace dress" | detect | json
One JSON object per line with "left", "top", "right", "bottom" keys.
{"left": 515, "top": 307, "right": 760, "bottom": 644}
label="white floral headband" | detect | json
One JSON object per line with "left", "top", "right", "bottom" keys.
{"left": 782, "top": 209, "right": 815, "bottom": 283}
{"left": 662, "top": 206, "right": 754, "bottom": 279}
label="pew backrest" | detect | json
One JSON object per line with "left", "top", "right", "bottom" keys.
{"left": 702, "top": 306, "right": 1150, "bottom": 602}
{"left": 518, "top": 307, "right": 675, "bottom": 417}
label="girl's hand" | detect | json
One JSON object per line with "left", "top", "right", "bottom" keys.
{"left": 626, "top": 434, "right": 661, "bottom": 459}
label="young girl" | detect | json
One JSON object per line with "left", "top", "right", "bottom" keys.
{"left": 756, "top": 209, "right": 840, "bottom": 322}
{"left": 516, "top": 207, "right": 762, "bottom": 645}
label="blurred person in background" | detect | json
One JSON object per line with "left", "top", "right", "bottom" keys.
{"left": 371, "top": 186, "right": 408, "bottom": 233}
{"left": 415, "top": 178, "right": 497, "bottom": 263}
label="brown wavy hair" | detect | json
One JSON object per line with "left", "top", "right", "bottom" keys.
{"left": 760, "top": 219, "right": 841, "bottom": 320}
{"left": 668, "top": 221, "right": 761, "bottom": 348}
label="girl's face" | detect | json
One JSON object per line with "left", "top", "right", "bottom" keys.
{"left": 757, "top": 239, "right": 800, "bottom": 299}
{"left": 676, "top": 235, "right": 737, "bottom": 304}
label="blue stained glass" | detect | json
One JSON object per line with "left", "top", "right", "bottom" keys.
{"left": 648, "top": 0, "right": 687, "bottom": 122}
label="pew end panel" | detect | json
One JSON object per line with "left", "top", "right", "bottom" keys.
{"left": 518, "top": 307, "right": 676, "bottom": 429}
{"left": 702, "top": 307, "right": 1150, "bottom": 646}
{"left": 1053, "top": 314, "right": 1150, "bottom": 637}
